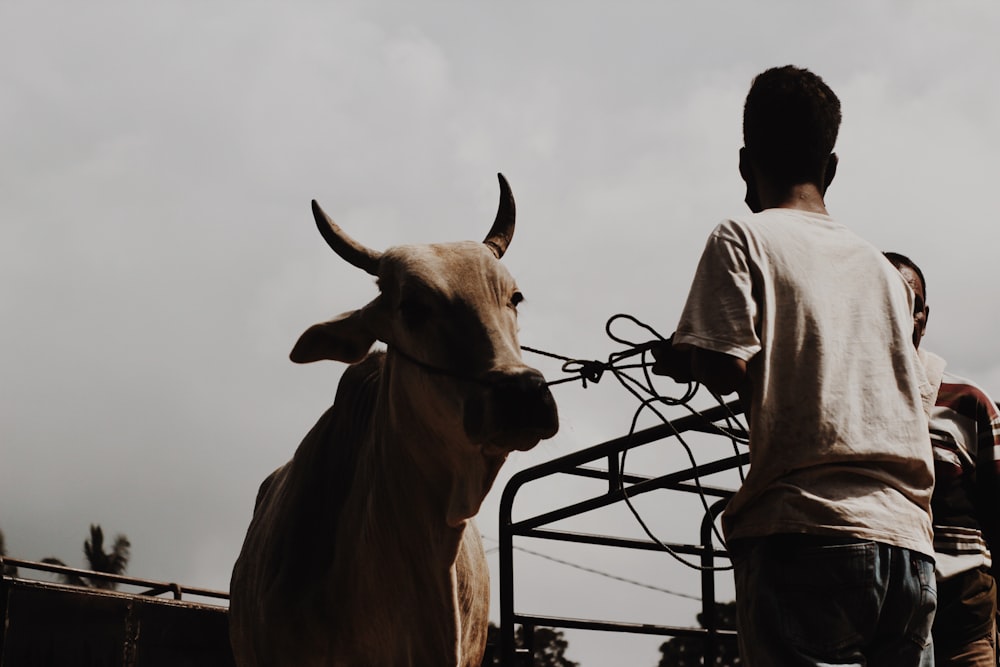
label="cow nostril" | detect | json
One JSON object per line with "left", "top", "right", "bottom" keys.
{"left": 494, "top": 370, "right": 558, "bottom": 423}
{"left": 465, "top": 369, "right": 559, "bottom": 443}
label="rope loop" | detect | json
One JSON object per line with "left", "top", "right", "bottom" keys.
{"left": 561, "top": 359, "right": 605, "bottom": 386}
{"left": 520, "top": 313, "right": 749, "bottom": 572}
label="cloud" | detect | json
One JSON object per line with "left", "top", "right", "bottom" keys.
{"left": 2, "top": 2, "right": 999, "bottom": 665}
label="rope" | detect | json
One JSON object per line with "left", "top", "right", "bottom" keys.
{"left": 520, "top": 345, "right": 607, "bottom": 387}
{"left": 481, "top": 537, "right": 703, "bottom": 602}
{"left": 520, "top": 314, "right": 749, "bottom": 572}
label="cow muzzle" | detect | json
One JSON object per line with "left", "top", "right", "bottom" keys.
{"left": 463, "top": 368, "right": 559, "bottom": 451}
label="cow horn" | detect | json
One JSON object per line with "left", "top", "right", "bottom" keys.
{"left": 311, "top": 200, "right": 382, "bottom": 276}
{"left": 482, "top": 173, "right": 516, "bottom": 259}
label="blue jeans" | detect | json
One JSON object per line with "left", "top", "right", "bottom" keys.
{"left": 730, "top": 534, "right": 937, "bottom": 666}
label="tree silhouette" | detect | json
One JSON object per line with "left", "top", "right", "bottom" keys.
{"left": 485, "top": 622, "right": 578, "bottom": 667}
{"left": 42, "top": 524, "right": 131, "bottom": 590}
{"left": 657, "top": 601, "right": 741, "bottom": 667}
{"left": 1, "top": 527, "right": 18, "bottom": 577}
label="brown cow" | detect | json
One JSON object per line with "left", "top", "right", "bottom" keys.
{"left": 229, "top": 174, "right": 559, "bottom": 667}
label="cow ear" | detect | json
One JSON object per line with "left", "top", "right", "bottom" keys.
{"left": 290, "top": 310, "right": 377, "bottom": 364}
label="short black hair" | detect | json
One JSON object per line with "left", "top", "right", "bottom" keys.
{"left": 883, "top": 251, "right": 927, "bottom": 297}
{"left": 743, "top": 66, "right": 841, "bottom": 187}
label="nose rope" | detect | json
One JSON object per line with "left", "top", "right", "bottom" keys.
{"left": 521, "top": 313, "right": 673, "bottom": 389}
{"left": 389, "top": 345, "right": 490, "bottom": 385}
{"left": 519, "top": 313, "right": 750, "bottom": 573}
{"left": 519, "top": 345, "right": 607, "bottom": 387}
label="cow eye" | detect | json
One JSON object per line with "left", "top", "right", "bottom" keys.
{"left": 509, "top": 291, "right": 524, "bottom": 309}
{"left": 399, "top": 297, "right": 431, "bottom": 328}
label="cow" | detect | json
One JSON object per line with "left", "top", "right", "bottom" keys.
{"left": 229, "top": 174, "right": 559, "bottom": 667}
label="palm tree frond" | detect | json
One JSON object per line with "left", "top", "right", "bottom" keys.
{"left": 41, "top": 524, "right": 132, "bottom": 590}
{"left": 40, "top": 557, "right": 88, "bottom": 587}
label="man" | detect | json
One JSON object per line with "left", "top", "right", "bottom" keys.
{"left": 653, "top": 66, "right": 937, "bottom": 665}
{"left": 887, "top": 251, "right": 1000, "bottom": 666}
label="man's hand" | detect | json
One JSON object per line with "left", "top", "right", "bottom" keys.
{"left": 649, "top": 336, "right": 694, "bottom": 383}
{"left": 692, "top": 348, "right": 749, "bottom": 398}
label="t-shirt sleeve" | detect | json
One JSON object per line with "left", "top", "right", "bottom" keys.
{"left": 673, "top": 222, "right": 761, "bottom": 362}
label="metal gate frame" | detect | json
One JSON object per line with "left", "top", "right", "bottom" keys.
{"left": 498, "top": 400, "right": 747, "bottom": 666}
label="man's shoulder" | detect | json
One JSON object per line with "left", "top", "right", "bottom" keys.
{"left": 937, "top": 370, "right": 1000, "bottom": 417}
{"left": 709, "top": 211, "right": 781, "bottom": 240}
{"left": 710, "top": 209, "right": 861, "bottom": 253}
{"left": 721, "top": 208, "right": 843, "bottom": 233}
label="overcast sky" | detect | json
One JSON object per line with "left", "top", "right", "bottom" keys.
{"left": 3, "top": 2, "right": 999, "bottom": 665}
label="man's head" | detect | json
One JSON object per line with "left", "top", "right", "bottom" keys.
{"left": 741, "top": 66, "right": 842, "bottom": 210}
{"left": 884, "top": 251, "right": 929, "bottom": 349}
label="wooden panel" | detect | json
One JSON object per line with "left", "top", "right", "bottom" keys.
{"left": 1, "top": 579, "right": 234, "bottom": 667}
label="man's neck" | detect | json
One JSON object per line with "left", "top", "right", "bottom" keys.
{"left": 765, "top": 183, "right": 829, "bottom": 216}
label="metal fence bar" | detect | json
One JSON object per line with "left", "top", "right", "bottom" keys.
{"left": 498, "top": 399, "right": 745, "bottom": 666}
{"left": 509, "top": 451, "right": 748, "bottom": 534}
{"left": 561, "top": 465, "right": 738, "bottom": 499}
{"left": 517, "top": 528, "right": 728, "bottom": 558}
{"left": 700, "top": 497, "right": 730, "bottom": 665}
{"left": 0, "top": 557, "right": 230, "bottom": 603}
{"left": 511, "top": 613, "right": 738, "bottom": 639}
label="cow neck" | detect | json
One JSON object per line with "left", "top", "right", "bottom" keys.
{"left": 362, "top": 357, "right": 504, "bottom": 529}
{"left": 340, "top": 379, "right": 470, "bottom": 666}
{"left": 333, "top": 506, "right": 466, "bottom": 666}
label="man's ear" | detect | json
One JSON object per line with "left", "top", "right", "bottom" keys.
{"left": 290, "top": 308, "right": 377, "bottom": 364}
{"left": 738, "top": 147, "right": 751, "bottom": 183}
{"left": 739, "top": 147, "right": 763, "bottom": 213}
{"left": 823, "top": 152, "right": 838, "bottom": 193}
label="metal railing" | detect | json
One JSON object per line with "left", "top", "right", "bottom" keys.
{"left": 498, "top": 400, "right": 747, "bottom": 666}
{"left": 0, "top": 557, "right": 229, "bottom": 604}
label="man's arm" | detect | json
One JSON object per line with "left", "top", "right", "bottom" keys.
{"left": 655, "top": 222, "right": 759, "bottom": 400}
{"left": 651, "top": 338, "right": 752, "bottom": 405}
{"left": 691, "top": 348, "right": 748, "bottom": 398}
{"left": 650, "top": 336, "right": 693, "bottom": 383}
{"left": 974, "top": 396, "right": 1000, "bottom": 562}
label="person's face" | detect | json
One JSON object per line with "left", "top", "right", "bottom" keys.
{"left": 897, "top": 265, "right": 929, "bottom": 349}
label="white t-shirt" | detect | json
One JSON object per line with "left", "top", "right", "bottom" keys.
{"left": 675, "top": 208, "right": 935, "bottom": 556}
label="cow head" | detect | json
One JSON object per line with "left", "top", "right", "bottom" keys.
{"left": 290, "top": 174, "right": 559, "bottom": 457}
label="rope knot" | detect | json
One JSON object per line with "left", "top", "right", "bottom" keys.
{"left": 566, "top": 359, "right": 605, "bottom": 386}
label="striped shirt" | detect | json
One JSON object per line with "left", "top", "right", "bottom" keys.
{"left": 921, "top": 349, "right": 1000, "bottom": 579}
